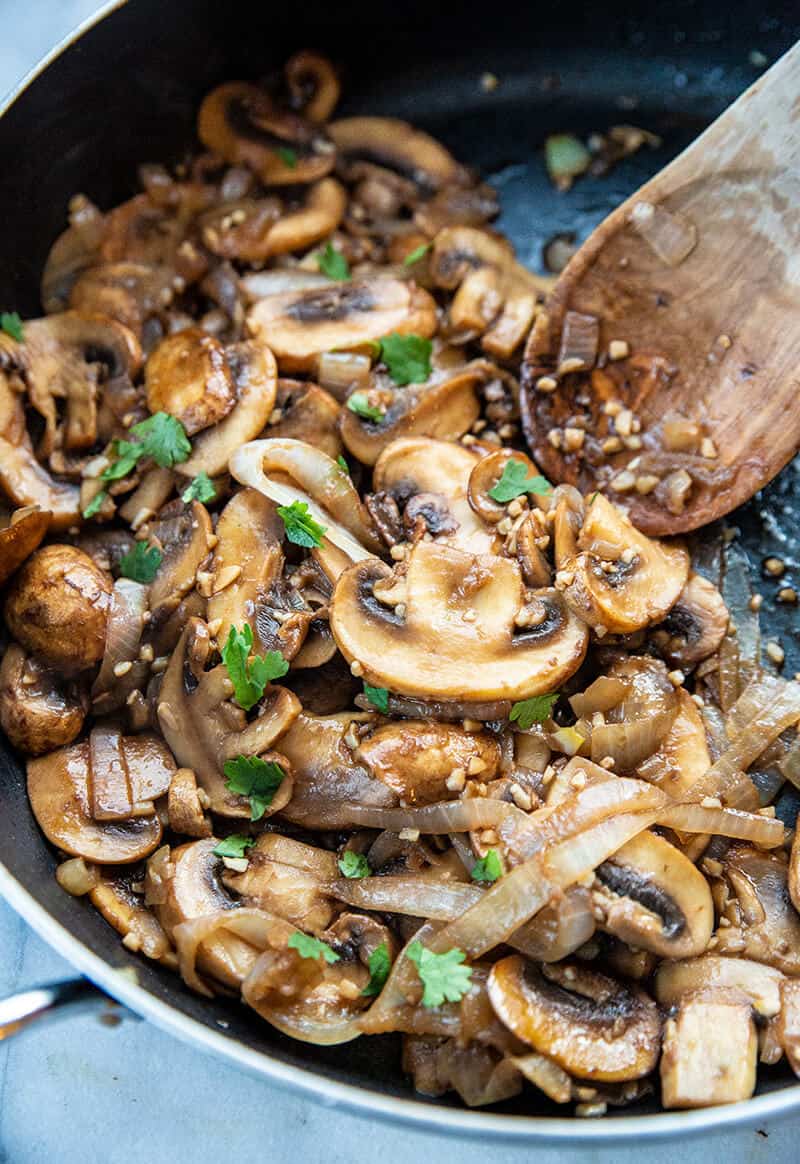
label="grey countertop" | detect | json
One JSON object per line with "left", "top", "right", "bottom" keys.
{"left": 0, "top": 4, "right": 798, "bottom": 1161}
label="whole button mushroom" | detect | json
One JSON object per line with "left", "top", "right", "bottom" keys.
{"left": 4, "top": 543, "right": 112, "bottom": 673}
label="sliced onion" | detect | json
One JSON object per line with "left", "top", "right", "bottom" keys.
{"left": 229, "top": 438, "right": 382, "bottom": 560}
{"left": 590, "top": 712, "right": 674, "bottom": 771}
{"left": 780, "top": 738, "right": 800, "bottom": 790}
{"left": 557, "top": 310, "right": 599, "bottom": 371}
{"left": 317, "top": 351, "right": 372, "bottom": 399}
{"left": 332, "top": 875, "right": 481, "bottom": 919}
{"left": 510, "top": 1052, "right": 572, "bottom": 1103}
{"left": 511, "top": 886, "right": 595, "bottom": 962}
{"left": 91, "top": 579, "right": 149, "bottom": 714}
{"left": 569, "top": 677, "right": 629, "bottom": 718}
{"left": 722, "top": 542, "right": 760, "bottom": 693}
{"left": 240, "top": 269, "right": 332, "bottom": 302}
{"left": 56, "top": 857, "right": 100, "bottom": 897}
{"left": 658, "top": 803, "right": 784, "bottom": 848}
{"left": 630, "top": 200, "right": 697, "bottom": 266}
{"left": 172, "top": 908, "right": 276, "bottom": 996}
{"left": 340, "top": 799, "right": 517, "bottom": 834}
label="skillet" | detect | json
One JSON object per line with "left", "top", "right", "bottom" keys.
{"left": 0, "top": 0, "right": 799, "bottom": 1140}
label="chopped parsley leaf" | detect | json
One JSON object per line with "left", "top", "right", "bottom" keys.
{"left": 509, "top": 692, "right": 559, "bottom": 730}
{"left": 277, "top": 500, "right": 327, "bottom": 548}
{"left": 119, "top": 541, "right": 162, "bottom": 583}
{"left": 223, "top": 754, "right": 286, "bottom": 821}
{"left": 488, "top": 460, "right": 552, "bottom": 503}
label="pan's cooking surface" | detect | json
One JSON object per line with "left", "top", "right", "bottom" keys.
{"left": 0, "top": 0, "right": 798, "bottom": 1127}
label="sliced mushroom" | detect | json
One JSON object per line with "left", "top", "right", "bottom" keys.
{"left": 156, "top": 618, "right": 300, "bottom": 815}
{"left": 264, "top": 379, "right": 342, "bottom": 460}
{"left": 430, "top": 227, "right": 548, "bottom": 358}
{"left": 329, "top": 117, "right": 467, "bottom": 193}
{"left": 592, "top": 830, "right": 714, "bottom": 959}
{"left": 167, "top": 767, "right": 212, "bottom": 838}
{"left": 554, "top": 492, "right": 689, "bottom": 634}
{"left": 222, "top": 833, "right": 337, "bottom": 931}
{"left": 637, "top": 688, "right": 711, "bottom": 798}
{"left": 27, "top": 738, "right": 166, "bottom": 863}
{"left": 660, "top": 988, "right": 757, "bottom": 1108}
{"left": 0, "top": 506, "right": 50, "bottom": 584}
{"left": 0, "top": 311, "right": 141, "bottom": 457}
{"left": 339, "top": 369, "right": 482, "bottom": 466}
{"left": 654, "top": 954, "right": 785, "bottom": 1018}
{"left": 284, "top": 51, "right": 340, "bottom": 122}
{"left": 207, "top": 488, "right": 282, "bottom": 642}
{"left": 466, "top": 448, "right": 546, "bottom": 526}
{"left": 354, "top": 721, "right": 501, "bottom": 804}
{"left": 278, "top": 711, "right": 399, "bottom": 829}
{"left": 68, "top": 262, "right": 190, "bottom": 352}
{"left": 715, "top": 847, "right": 800, "bottom": 975}
{"left": 201, "top": 179, "right": 346, "bottom": 261}
{"left": 650, "top": 572, "right": 729, "bottom": 667}
{"left": 147, "top": 500, "right": 214, "bottom": 629}
{"left": 198, "top": 82, "right": 335, "bottom": 186}
{"left": 4, "top": 544, "right": 112, "bottom": 673}
{"left": 41, "top": 195, "right": 107, "bottom": 314}
{"left": 145, "top": 328, "right": 237, "bottom": 435}
{"left": 487, "top": 957, "right": 661, "bottom": 1082}
{"left": 91, "top": 579, "right": 150, "bottom": 716}
{"left": 151, "top": 838, "right": 258, "bottom": 989}
{"left": 403, "top": 1035, "right": 523, "bottom": 1107}
{"left": 176, "top": 341, "right": 278, "bottom": 478}
{"left": 372, "top": 437, "right": 496, "bottom": 555}
{"left": 777, "top": 979, "right": 800, "bottom": 1076}
{"left": 246, "top": 277, "right": 437, "bottom": 373}
{"left": 0, "top": 644, "right": 87, "bottom": 755}
{"left": 90, "top": 867, "right": 177, "bottom": 965}
{"left": 330, "top": 540, "right": 588, "bottom": 703}
{"left": 0, "top": 439, "right": 80, "bottom": 530}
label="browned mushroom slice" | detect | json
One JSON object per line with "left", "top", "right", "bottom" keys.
{"left": 637, "top": 688, "right": 711, "bottom": 798}
{"left": 246, "top": 278, "right": 437, "bottom": 373}
{"left": 660, "top": 988, "right": 757, "bottom": 1108}
{"left": 372, "top": 437, "right": 497, "bottom": 554}
{"left": 167, "top": 767, "right": 212, "bottom": 838}
{"left": 229, "top": 437, "right": 383, "bottom": 561}
{"left": 90, "top": 867, "right": 177, "bottom": 965}
{"left": 222, "top": 833, "right": 338, "bottom": 931}
{"left": 777, "top": 980, "right": 800, "bottom": 1076}
{"left": 157, "top": 618, "right": 300, "bottom": 815}
{"left": 201, "top": 179, "right": 347, "bottom": 262}
{"left": 278, "top": 711, "right": 398, "bottom": 829}
{"left": 715, "top": 847, "right": 800, "bottom": 974}
{"left": 592, "top": 830, "right": 713, "bottom": 959}
{"left": 339, "top": 370, "right": 482, "bottom": 467}
{"left": 0, "top": 644, "right": 87, "bottom": 755}
{"left": 198, "top": 82, "right": 335, "bottom": 186}
{"left": 27, "top": 741, "right": 163, "bottom": 863}
{"left": 554, "top": 492, "right": 689, "bottom": 634}
{"left": 403, "top": 1036, "right": 523, "bottom": 1107}
{"left": 4, "top": 544, "right": 112, "bottom": 673}
{"left": 88, "top": 724, "right": 174, "bottom": 821}
{"left": 588, "top": 656, "right": 679, "bottom": 771}
{"left": 284, "top": 51, "right": 340, "bottom": 122}
{"left": 466, "top": 448, "right": 546, "bottom": 527}
{"left": 0, "top": 506, "right": 50, "bottom": 584}
{"left": 488, "top": 957, "right": 661, "bottom": 1082}
{"left": 1, "top": 311, "right": 141, "bottom": 457}
{"left": 654, "top": 954, "right": 785, "bottom": 1018}
{"left": 264, "top": 379, "right": 342, "bottom": 460}
{"left": 330, "top": 540, "right": 588, "bottom": 703}
{"left": 0, "top": 440, "right": 80, "bottom": 530}
{"left": 145, "top": 328, "right": 237, "bottom": 435}
{"left": 147, "top": 500, "right": 214, "bottom": 628}
{"left": 329, "top": 117, "right": 466, "bottom": 193}
{"left": 354, "top": 721, "right": 501, "bottom": 804}
{"left": 430, "top": 227, "right": 550, "bottom": 358}
{"left": 176, "top": 342, "right": 278, "bottom": 478}
{"left": 650, "top": 571, "right": 729, "bottom": 667}
{"left": 91, "top": 579, "right": 150, "bottom": 716}
{"left": 69, "top": 262, "right": 181, "bottom": 346}
{"left": 41, "top": 195, "right": 106, "bottom": 314}
{"left": 207, "top": 488, "right": 283, "bottom": 645}
{"left": 150, "top": 838, "right": 258, "bottom": 989}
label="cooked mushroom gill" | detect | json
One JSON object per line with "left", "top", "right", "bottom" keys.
{"left": 650, "top": 571, "right": 729, "bottom": 667}
{"left": 330, "top": 540, "right": 589, "bottom": 703}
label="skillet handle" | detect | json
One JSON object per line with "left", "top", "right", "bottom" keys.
{"left": 0, "top": 978, "right": 134, "bottom": 1040}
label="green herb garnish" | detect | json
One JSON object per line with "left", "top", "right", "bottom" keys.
{"left": 82, "top": 490, "right": 108, "bottom": 519}
{"left": 488, "top": 460, "right": 553, "bottom": 503}
{"left": 403, "top": 243, "right": 431, "bottom": 267}
{"left": 378, "top": 333, "right": 432, "bottom": 386}
{"left": 0, "top": 312, "right": 24, "bottom": 342}
{"left": 223, "top": 755, "right": 286, "bottom": 821}
{"left": 181, "top": 471, "right": 216, "bottom": 504}
{"left": 509, "top": 692, "right": 559, "bottom": 730}
{"left": 317, "top": 242, "right": 351, "bottom": 281}
{"left": 363, "top": 684, "right": 389, "bottom": 714}
{"left": 276, "top": 146, "right": 298, "bottom": 169}
{"left": 336, "top": 454, "right": 350, "bottom": 473}
{"left": 362, "top": 942, "right": 391, "bottom": 997}
{"left": 102, "top": 412, "right": 191, "bottom": 483}
{"left": 277, "top": 500, "right": 327, "bottom": 548}
{"left": 213, "top": 835, "right": 255, "bottom": 859}
{"left": 545, "top": 134, "right": 591, "bottom": 191}
{"left": 406, "top": 941, "right": 473, "bottom": 1008}
{"left": 288, "top": 932, "right": 340, "bottom": 964}
{"left": 347, "top": 393, "right": 384, "bottom": 422}
{"left": 338, "top": 851, "right": 371, "bottom": 879}
{"left": 119, "top": 541, "right": 163, "bottom": 583}
{"left": 471, "top": 849, "right": 503, "bottom": 884}
{"left": 221, "top": 624, "right": 288, "bottom": 711}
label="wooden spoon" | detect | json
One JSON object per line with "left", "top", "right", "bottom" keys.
{"left": 520, "top": 43, "right": 800, "bottom": 535}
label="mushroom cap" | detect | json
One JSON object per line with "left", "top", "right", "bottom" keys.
{"left": 0, "top": 644, "right": 87, "bottom": 755}
{"left": 0, "top": 506, "right": 50, "bottom": 585}
{"left": 90, "top": 868, "right": 176, "bottom": 965}
{"left": 355, "top": 720, "right": 501, "bottom": 804}
{"left": 488, "top": 956, "right": 661, "bottom": 1082}
{"left": 265, "top": 379, "right": 342, "bottom": 460}
{"left": 328, "top": 117, "right": 466, "bottom": 193}
{"left": 0, "top": 438, "right": 80, "bottom": 531}
{"left": 4, "top": 543, "right": 112, "bottom": 673}
{"left": 651, "top": 571, "right": 729, "bottom": 667}
{"left": 654, "top": 953, "right": 785, "bottom": 1018}
{"left": 330, "top": 540, "right": 588, "bottom": 702}
{"left": 145, "top": 327, "right": 237, "bottom": 435}
{"left": 27, "top": 740, "right": 164, "bottom": 863}
{"left": 555, "top": 492, "right": 689, "bottom": 634}
{"left": 372, "top": 437, "right": 496, "bottom": 554}
{"left": 246, "top": 277, "right": 437, "bottom": 373}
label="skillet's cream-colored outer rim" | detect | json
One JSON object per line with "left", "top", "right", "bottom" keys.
{"left": 1, "top": 0, "right": 799, "bottom": 1140}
